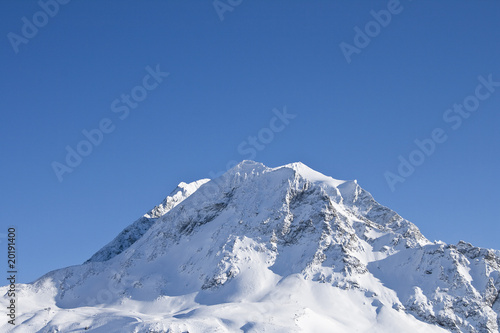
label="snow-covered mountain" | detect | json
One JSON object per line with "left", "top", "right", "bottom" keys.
{"left": 2, "top": 161, "right": 499, "bottom": 332}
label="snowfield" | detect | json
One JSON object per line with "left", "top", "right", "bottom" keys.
{"left": 2, "top": 161, "right": 499, "bottom": 332}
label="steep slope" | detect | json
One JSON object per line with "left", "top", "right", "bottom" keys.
{"left": 1, "top": 161, "right": 499, "bottom": 333}
{"left": 87, "top": 179, "right": 209, "bottom": 263}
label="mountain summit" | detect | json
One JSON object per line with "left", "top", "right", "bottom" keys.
{"left": 2, "top": 161, "right": 499, "bottom": 332}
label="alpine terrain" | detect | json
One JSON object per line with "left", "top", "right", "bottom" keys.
{"left": 2, "top": 161, "right": 499, "bottom": 333}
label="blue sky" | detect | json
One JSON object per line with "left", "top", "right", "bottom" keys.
{"left": 1, "top": 0, "right": 499, "bottom": 283}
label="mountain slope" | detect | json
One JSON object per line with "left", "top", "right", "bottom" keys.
{"left": 86, "top": 178, "right": 209, "bottom": 263}
{"left": 2, "top": 161, "right": 499, "bottom": 333}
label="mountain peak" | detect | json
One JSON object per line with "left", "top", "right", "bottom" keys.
{"left": 277, "top": 161, "right": 349, "bottom": 188}
{"left": 227, "top": 160, "right": 267, "bottom": 175}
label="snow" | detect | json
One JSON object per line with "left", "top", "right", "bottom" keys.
{"left": 276, "top": 162, "right": 348, "bottom": 188}
{"left": 1, "top": 161, "right": 498, "bottom": 332}
{"left": 2, "top": 275, "right": 450, "bottom": 333}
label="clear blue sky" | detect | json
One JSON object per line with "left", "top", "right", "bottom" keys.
{"left": 1, "top": 0, "right": 499, "bottom": 283}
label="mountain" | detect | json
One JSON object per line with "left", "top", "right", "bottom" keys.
{"left": 2, "top": 161, "right": 499, "bottom": 332}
